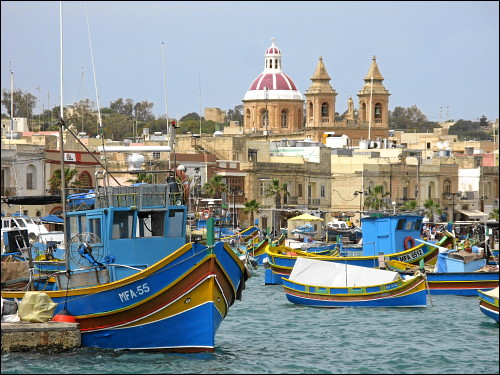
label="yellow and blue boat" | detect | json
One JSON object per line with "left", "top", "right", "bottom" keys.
{"left": 478, "top": 286, "right": 499, "bottom": 323}
{"left": 282, "top": 257, "right": 428, "bottom": 308}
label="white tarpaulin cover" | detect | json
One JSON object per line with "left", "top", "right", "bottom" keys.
{"left": 483, "top": 286, "right": 499, "bottom": 299}
{"left": 289, "top": 257, "right": 401, "bottom": 287}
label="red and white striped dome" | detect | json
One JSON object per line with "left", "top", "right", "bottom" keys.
{"left": 266, "top": 44, "right": 281, "bottom": 55}
{"left": 249, "top": 72, "right": 298, "bottom": 91}
{"left": 244, "top": 39, "right": 303, "bottom": 101}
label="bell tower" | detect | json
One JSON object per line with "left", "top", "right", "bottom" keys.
{"left": 357, "top": 56, "right": 390, "bottom": 135}
{"left": 304, "top": 56, "right": 337, "bottom": 128}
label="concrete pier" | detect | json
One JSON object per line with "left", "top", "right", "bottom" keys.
{"left": 1, "top": 321, "right": 81, "bottom": 352}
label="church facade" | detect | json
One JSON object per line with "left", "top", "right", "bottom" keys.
{"left": 242, "top": 39, "right": 391, "bottom": 144}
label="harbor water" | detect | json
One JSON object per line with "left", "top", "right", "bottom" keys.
{"left": 2, "top": 267, "right": 499, "bottom": 374}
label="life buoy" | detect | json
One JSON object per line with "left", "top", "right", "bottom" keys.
{"left": 404, "top": 236, "right": 415, "bottom": 250}
{"left": 202, "top": 210, "right": 211, "bottom": 220}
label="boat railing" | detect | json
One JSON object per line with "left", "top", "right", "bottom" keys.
{"left": 94, "top": 184, "right": 182, "bottom": 210}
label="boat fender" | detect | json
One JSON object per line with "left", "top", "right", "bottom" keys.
{"left": 202, "top": 210, "right": 211, "bottom": 220}
{"left": 404, "top": 236, "right": 415, "bottom": 250}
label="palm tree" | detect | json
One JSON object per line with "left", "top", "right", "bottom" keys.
{"left": 401, "top": 200, "right": 417, "bottom": 211}
{"left": 264, "top": 179, "right": 289, "bottom": 209}
{"left": 202, "top": 175, "right": 228, "bottom": 198}
{"left": 423, "top": 199, "right": 442, "bottom": 222}
{"left": 488, "top": 208, "right": 499, "bottom": 221}
{"left": 48, "top": 168, "right": 82, "bottom": 195}
{"left": 127, "top": 173, "right": 154, "bottom": 184}
{"left": 264, "top": 179, "right": 289, "bottom": 233}
{"left": 364, "top": 185, "right": 390, "bottom": 211}
{"left": 243, "top": 199, "right": 262, "bottom": 227}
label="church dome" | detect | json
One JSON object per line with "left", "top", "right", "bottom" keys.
{"left": 244, "top": 39, "right": 303, "bottom": 101}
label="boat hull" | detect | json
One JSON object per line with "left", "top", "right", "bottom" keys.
{"left": 426, "top": 272, "right": 499, "bottom": 296}
{"left": 477, "top": 288, "right": 499, "bottom": 323}
{"left": 2, "top": 242, "right": 247, "bottom": 352}
{"left": 283, "top": 274, "right": 428, "bottom": 308}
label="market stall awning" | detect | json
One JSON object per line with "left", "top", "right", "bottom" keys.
{"left": 288, "top": 213, "right": 324, "bottom": 222}
{"left": 457, "top": 209, "right": 487, "bottom": 218}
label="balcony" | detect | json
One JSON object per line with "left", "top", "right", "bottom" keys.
{"left": 308, "top": 198, "right": 321, "bottom": 207}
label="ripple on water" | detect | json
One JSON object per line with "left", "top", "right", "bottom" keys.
{"left": 2, "top": 268, "right": 498, "bottom": 374}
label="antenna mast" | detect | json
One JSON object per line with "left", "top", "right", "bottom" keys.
{"left": 162, "top": 42, "right": 171, "bottom": 170}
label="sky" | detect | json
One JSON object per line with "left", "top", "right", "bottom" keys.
{"left": 1, "top": 1, "right": 499, "bottom": 123}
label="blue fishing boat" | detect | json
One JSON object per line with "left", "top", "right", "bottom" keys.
{"left": 291, "top": 223, "right": 317, "bottom": 237}
{"left": 264, "top": 231, "right": 453, "bottom": 285}
{"left": 477, "top": 286, "right": 499, "bottom": 323}
{"left": 2, "top": 181, "right": 249, "bottom": 352}
{"left": 386, "top": 240, "right": 499, "bottom": 296}
{"left": 282, "top": 257, "right": 428, "bottom": 308}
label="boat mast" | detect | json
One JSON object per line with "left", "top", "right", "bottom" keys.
{"left": 85, "top": 3, "right": 109, "bottom": 188}
{"left": 58, "top": 0, "right": 69, "bottom": 272}
{"left": 162, "top": 42, "right": 171, "bottom": 171}
{"left": 10, "top": 65, "right": 14, "bottom": 142}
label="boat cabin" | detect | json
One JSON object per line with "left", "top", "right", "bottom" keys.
{"left": 361, "top": 214, "right": 423, "bottom": 256}
{"left": 63, "top": 183, "right": 187, "bottom": 285}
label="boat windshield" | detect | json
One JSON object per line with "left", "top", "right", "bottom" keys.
{"left": 14, "top": 219, "right": 27, "bottom": 227}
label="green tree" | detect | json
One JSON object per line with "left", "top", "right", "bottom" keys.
{"left": 389, "top": 105, "right": 439, "bottom": 132}
{"left": 401, "top": 200, "right": 417, "bottom": 211}
{"left": 488, "top": 208, "right": 499, "bottom": 221}
{"left": 364, "top": 185, "right": 390, "bottom": 211}
{"left": 264, "top": 179, "right": 289, "bottom": 209}
{"left": 448, "top": 119, "right": 491, "bottom": 141}
{"left": 243, "top": 199, "right": 262, "bottom": 227}
{"left": 423, "top": 199, "right": 443, "bottom": 222}
{"left": 202, "top": 175, "right": 228, "bottom": 199}
{"left": 133, "top": 100, "right": 155, "bottom": 122}
{"left": 1, "top": 89, "right": 37, "bottom": 118}
{"left": 48, "top": 168, "right": 82, "bottom": 195}
{"left": 127, "top": 173, "right": 155, "bottom": 184}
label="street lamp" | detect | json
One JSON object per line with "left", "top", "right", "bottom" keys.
{"left": 353, "top": 191, "right": 367, "bottom": 222}
{"left": 446, "top": 192, "right": 460, "bottom": 222}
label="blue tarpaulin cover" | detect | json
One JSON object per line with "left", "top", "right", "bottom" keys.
{"left": 40, "top": 214, "right": 64, "bottom": 223}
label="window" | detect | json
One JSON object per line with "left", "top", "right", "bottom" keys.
{"left": 308, "top": 102, "right": 313, "bottom": 120}
{"left": 281, "top": 110, "right": 288, "bottom": 128}
{"left": 259, "top": 181, "right": 270, "bottom": 196}
{"left": 375, "top": 103, "right": 382, "bottom": 118}
{"left": 320, "top": 185, "right": 325, "bottom": 198}
{"left": 79, "top": 171, "right": 92, "bottom": 189}
{"left": 248, "top": 149, "right": 257, "bottom": 162}
{"left": 298, "top": 184, "right": 303, "bottom": 197}
{"left": 396, "top": 219, "right": 406, "bottom": 230}
{"left": 26, "top": 165, "right": 36, "bottom": 190}
{"left": 167, "top": 209, "right": 184, "bottom": 238}
{"left": 261, "top": 109, "right": 269, "bottom": 128}
{"left": 321, "top": 103, "right": 329, "bottom": 117}
{"left": 112, "top": 211, "right": 134, "bottom": 239}
{"left": 137, "top": 211, "right": 165, "bottom": 237}
{"left": 88, "top": 218, "right": 102, "bottom": 240}
{"left": 403, "top": 186, "right": 408, "bottom": 200}
{"left": 414, "top": 219, "right": 422, "bottom": 231}
{"left": 152, "top": 152, "right": 160, "bottom": 160}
